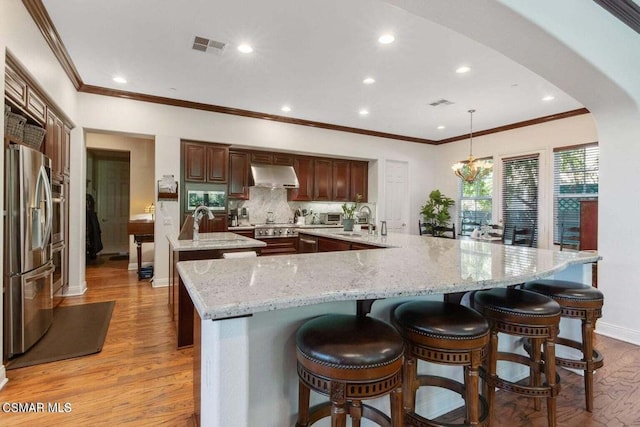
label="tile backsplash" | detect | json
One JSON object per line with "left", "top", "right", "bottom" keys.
{"left": 229, "top": 187, "right": 375, "bottom": 225}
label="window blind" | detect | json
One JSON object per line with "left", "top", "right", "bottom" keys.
{"left": 553, "top": 144, "right": 599, "bottom": 244}
{"left": 502, "top": 154, "right": 539, "bottom": 245}
{"left": 458, "top": 159, "right": 493, "bottom": 235}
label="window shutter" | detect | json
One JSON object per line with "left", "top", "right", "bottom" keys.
{"left": 553, "top": 144, "right": 599, "bottom": 244}
{"left": 501, "top": 154, "right": 539, "bottom": 245}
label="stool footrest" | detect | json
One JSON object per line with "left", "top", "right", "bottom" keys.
{"left": 523, "top": 337, "right": 604, "bottom": 371}
{"left": 405, "top": 395, "right": 489, "bottom": 427}
{"left": 303, "top": 401, "right": 392, "bottom": 427}
{"left": 417, "top": 374, "right": 465, "bottom": 396}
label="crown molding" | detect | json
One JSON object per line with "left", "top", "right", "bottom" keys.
{"left": 22, "top": 0, "right": 83, "bottom": 90}
{"left": 594, "top": 0, "right": 640, "bottom": 34}
{"left": 434, "top": 108, "right": 591, "bottom": 145}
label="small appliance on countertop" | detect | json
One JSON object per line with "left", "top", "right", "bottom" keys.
{"left": 319, "top": 212, "right": 342, "bottom": 225}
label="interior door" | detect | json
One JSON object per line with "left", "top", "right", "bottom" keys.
{"left": 96, "top": 157, "right": 130, "bottom": 254}
{"left": 384, "top": 160, "right": 409, "bottom": 233}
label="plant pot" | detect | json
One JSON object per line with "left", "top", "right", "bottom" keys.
{"left": 343, "top": 219, "right": 355, "bottom": 231}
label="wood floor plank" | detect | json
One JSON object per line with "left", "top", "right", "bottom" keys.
{"left": 1, "top": 255, "right": 639, "bottom": 426}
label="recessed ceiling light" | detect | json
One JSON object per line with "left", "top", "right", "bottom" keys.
{"left": 112, "top": 76, "right": 127, "bottom": 84}
{"left": 281, "top": 105, "right": 291, "bottom": 112}
{"left": 363, "top": 77, "right": 375, "bottom": 85}
{"left": 237, "top": 44, "right": 253, "bottom": 53}
{"left": 542, "top": 95, "right": 555, "bottom": 101}
{"left": 359, "top": 109, "right": 369, "bottom": 116}
{"left": 378, "top": 34, "right": 395, "bottom": 44}
{"left": 455, "top": 66, "right": 471, "bottom": 74}
{"left": 437, "top": 125, "right": 445, "bottom": 130}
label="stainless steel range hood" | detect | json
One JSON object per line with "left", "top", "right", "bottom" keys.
{"left": 250, "top": 164, "right": 300, "bottom": 189}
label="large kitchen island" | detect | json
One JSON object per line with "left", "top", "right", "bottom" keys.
{"left": 177, "top": 229, "right": 600, "bottom": 427}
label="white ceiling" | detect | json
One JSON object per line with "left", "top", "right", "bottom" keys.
{"left": 42, "top": 0, "right": 585, "bottom": 141}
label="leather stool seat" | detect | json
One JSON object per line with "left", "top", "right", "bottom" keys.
{"left": 523, "top": 279, "right": 604, "bottom": 412}
{"left": 392, "top": 301, "right": 490, "bottom": 426}
{"left": 295, "top": 314, "right": 404, "bottom": 427}
{"left": 473, "top": 288, "right": 562, "bottom": 427}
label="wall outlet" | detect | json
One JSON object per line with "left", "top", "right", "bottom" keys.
{"left": 163, "top": 217, "right": 172, "bottom": 225}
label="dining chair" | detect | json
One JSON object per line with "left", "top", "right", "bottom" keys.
{"left": 460, "top": 221, "right": 481, "bottom": 236}
{"left": 559, "top": 224, "right": 580, "bottom": 251}
{"left": 511, "top": 226, "right": 534, "bottom": 247}
{"left": 432, "top": 224, "right": 456, "bottom": 239}
{"left": 418, "top": 220, "right": 430, "bottom": 236}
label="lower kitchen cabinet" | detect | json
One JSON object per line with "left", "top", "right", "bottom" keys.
{"left": 258, "top": 238, "right": 298, "bottom": 256}
{"left": 169, "top": 246, "right": 262, "bottom": 348}
{"left": 317, "top": 236, "right": 351, "bottom": 252}
{"left": 299, "top": 233, "right": 379, "bottom": 252}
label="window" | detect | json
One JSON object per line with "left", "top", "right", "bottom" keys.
{"left": 458, "top": 159, "right": 493, "bottom": 235}
{"left": 502, "top": 154, "right": 539, "bottom": 245}
{"left": 553, "top": 144, "right": 599, "bottom": 244}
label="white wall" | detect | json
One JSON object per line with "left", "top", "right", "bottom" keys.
{"left": 76, "top": 92, "right": 437, "bottom": 286}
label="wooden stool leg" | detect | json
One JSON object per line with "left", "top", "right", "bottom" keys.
{"left": 583, "top": 317, "right": 595, "bottom": 412}
{"left": 403, "top": 353, "right": 418, "bottom": 412}
{"left": 390, "top": 386, "right": 404, "bottom": 427}
{"left": 331, "top": 401, "right": 347, "bottom": 427}
{"left": 487, "top": 328, "right": 499, "bottom": 426}
{"left": 544, "top": 337, "right": 558, "bottom": 427}
{"left": 464, "top": 365, "right": 481, "bottom": 425}
{"left": 351, "top": 401, "right": 362, "bottom": 427}
{"left": 530, "top": 337, "right": 543, "bottom": 411}
{"left": 295, "top": 379, "right": 310, "bottom": 427}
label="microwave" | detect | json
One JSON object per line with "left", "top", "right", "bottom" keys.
{"left": 319, "top": 212, "right": 342, "bottom": 225}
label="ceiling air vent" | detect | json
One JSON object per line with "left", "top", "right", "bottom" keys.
{"left": 429, "top": 99, "right": 454, "bottom": 107}
{"left": 192, "top": 36, "right": 227, "bottom": 54}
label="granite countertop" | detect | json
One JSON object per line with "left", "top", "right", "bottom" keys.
{"left": 227, "top": 224, "right": 343, "bottom": 230}
{"left": 177, "top": 230, "right": 601, "bottom": 320}
{"left": 167, "top": 232, "right": 267, "bottom": 251}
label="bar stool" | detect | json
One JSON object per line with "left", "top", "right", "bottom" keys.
{"left": 391, "top": 300, "right": 490, "bottom": 426}
{"left": 295, "top": 314, "right": 404, "bottom": 427}
{"left": 473, "top": 288, "right": 561, "bottom": 427}
{"left": 522, "top": 279, "right": 604, "bottom": 412}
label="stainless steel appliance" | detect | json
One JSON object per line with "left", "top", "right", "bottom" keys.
{"left": 4, "top": 143, "right": 54, "bottom": 358}
{"left": 319, "top": 212, "right": 342, "bottom": 225}
{"left": 254, "top": 223, "right": 299, "bottom": 238}
{"left": 51, "top": 181, "right": 64, "bottom": 244}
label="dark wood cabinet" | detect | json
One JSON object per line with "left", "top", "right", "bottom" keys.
{"left": 232, "top": 229, "right": 255, "bottom": 238}
{"left": 5, "top": 65, "right": 27, "bottom": 107}
{"left": 273, "top": 153, "right": 294, "bottom": 165}
{"left": 26, "top": 88, "right": 46, "bottom": 124}
{"left": 332, "top": 160, "right": 351, "bottom": 202}
{"left": 183, "top": 141, "right": 228, "bottom": 183}
{"left": 45, "top": 111, "right": 64, "bottom": 181}
{"left": 258, "top": 238, "right": 298, "bottom": 256}
{"left": 228, "top": 151, "right": 250, "bottom": 199}
{"left": 63, "top": 126, "right": 71, "bottom": 176}
{"left": 314, "top": 158, "right": 333, "bottom": 201}
{"left": 298, "top": 235, "right": 318, "bottom": 253}
{"left": 317, "top": 236, "right": 351, "bottom": 252}
{"left": 251, "top": 151, "right": 273, "bottom": 164}
{"left": 580, "top": 200, "right": 598, "bottom": 251}
{"left": 350, "top": 161, "right": 368, "bottom": 202}
{"left": 184, "top": 214, "right": 227, "bottom": 233}
{"left": 289, "top": 157, "right": 315, "bottom": 201}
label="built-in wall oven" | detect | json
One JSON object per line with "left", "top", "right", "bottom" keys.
{"left": 51, "top": 181, "right": 64, "bottom": 245}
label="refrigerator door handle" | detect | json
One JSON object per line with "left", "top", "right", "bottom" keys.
{"left": 37, "top": 164, "right": 53, "bottom": 249}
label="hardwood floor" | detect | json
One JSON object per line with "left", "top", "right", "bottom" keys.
{"left": 2, "top": 257, "right": 639, "bottom": 426}
{"left": 1, "top": 256, "right": 194, "bottom": 426}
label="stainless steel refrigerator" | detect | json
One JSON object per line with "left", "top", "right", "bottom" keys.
{"left": 4, "top": 143, "right": 54, "bottom": 358}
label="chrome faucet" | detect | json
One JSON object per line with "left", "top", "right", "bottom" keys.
{"left": 193, "top": 205, "right": 214, "bottom": 241}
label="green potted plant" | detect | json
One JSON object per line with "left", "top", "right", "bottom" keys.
{"left": 420, "top": 190, "right": 455, "bottom": 237}
{"left": 341, "top": 194, "right": 362, "bottom": 231}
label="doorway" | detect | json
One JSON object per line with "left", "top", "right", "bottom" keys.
{"left": 84, "top": 132, "right": 156, "bottom": 274}
{"left": 384, "top": 160, "right": 409, "bottom": 233}
{"left": 87, "top": 149, "right": 130, "bottom": 255}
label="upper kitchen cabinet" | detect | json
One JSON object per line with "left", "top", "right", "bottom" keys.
{"left": 332, "top": 160, "right": 350, "bottom": 202}
{"left": 349, "top": 161, "right": 368, "bottom": 202}
{"left": 45, "top": 111, "right": 64, "bottom": 182}
{"left": 250, "top": 151, "right": 273, "bottom": 164}
{"left": 228, "top": 150, "right": 250, "bottom": 199}
{"left": 289, "top": 157, "right": 314, "bottom": 201}
{"left": 313, "top": 158, "right": 333, "bottom": 201}
{"left": 183, "top": 140, "right": 229, "bottom": 183}
{"left": 273, "top": 153, "right": 294, "bottom": 166}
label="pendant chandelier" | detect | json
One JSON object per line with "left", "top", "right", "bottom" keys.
{"left": 451, "top": 109, "right": 492, "bottom": 183}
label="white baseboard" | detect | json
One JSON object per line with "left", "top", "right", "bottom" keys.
{"left": 0, "top": 365, "right": 8, "bottom": 390}
{"left": 596, "top": 321, "right": 640, "bottom": 346}
{"left": 64, "top": 280, "right": 87, "bottom": 297}
{"left": 152, "top": 277, "right": 168, "bottom": 288}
